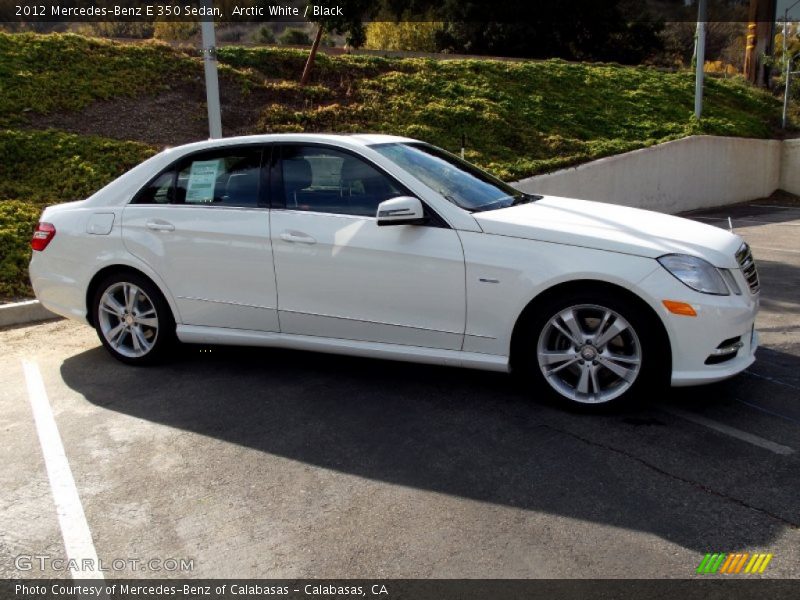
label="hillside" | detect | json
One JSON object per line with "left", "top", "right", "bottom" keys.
{"left": 0, "top": 32, "right": 785, "bottom": 299}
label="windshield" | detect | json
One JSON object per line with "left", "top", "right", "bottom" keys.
{"left": 371, "top": 142, "right": 539, "bottom": 212}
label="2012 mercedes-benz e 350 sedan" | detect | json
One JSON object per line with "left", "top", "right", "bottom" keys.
{"left": 29, "top": 134, "right": 759, "bottom": 407}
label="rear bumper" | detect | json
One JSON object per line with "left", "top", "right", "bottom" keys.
{"left": 29, "top": 252, "right": 91, "bottom": 324}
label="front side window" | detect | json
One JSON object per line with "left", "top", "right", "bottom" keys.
{"left": 372, "top": 142, "right": 537, "bottom": 212}
{"left": 281, "top": 146, "right": 403, "bottom": 217}
{"left": 134, "top": 147, "right": 264, "bottom": 207}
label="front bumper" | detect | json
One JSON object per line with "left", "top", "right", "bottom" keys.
{"left": 637, "top": 266, "right": 759, "bottom": 387}
{"left": 671, "top": 327, "right": 757, "bottom": 386}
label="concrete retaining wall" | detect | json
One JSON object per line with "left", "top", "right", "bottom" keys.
{"left": 780, "top": 139, "right": 800, "bottom": 196}
{"left": 514, "top": 135, "right": 793, "bottom": 213}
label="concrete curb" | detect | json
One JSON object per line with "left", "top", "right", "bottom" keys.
{"left": 0, "top": 300, "right": 60, "bottom": 328}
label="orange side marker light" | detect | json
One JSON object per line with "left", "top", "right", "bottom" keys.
{"left": 663, "top": 300, "right": 697, "bottom": 317}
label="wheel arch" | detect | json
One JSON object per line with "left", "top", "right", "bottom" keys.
{"left": 509, "top": 279, "right": 671, "bottom": 376}
{"left": 85, "top": 264, "right": 177, "bottom": 327}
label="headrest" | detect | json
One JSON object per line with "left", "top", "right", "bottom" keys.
{"left": 226, "top": 171, "right": 257, "bottom": 193}
{"left": 340, "top": 159, "right": 376, "bottom": 183}
{"left": 283, "top": 158, "right": 313, "bottom": 191}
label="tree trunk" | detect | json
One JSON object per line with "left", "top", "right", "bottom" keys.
{"left": 301, "top": 25, "right": 324, "bottom": 86}
{"left": 744, "top": 0, "right": 777, "bottom": 86}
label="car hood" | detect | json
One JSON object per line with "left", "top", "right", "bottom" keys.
{"left": 473, "top": 195, "right": 743, "bottom": 268}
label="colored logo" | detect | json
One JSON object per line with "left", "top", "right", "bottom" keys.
{"left": 697, "top": 553, "right": 773, "bottom": 574}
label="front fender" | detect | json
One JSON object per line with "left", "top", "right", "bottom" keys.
{"left": 458, "top": 231, "right": 661, "bottom": 356}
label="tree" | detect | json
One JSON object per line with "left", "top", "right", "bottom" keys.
{"left": 658, "top": 22, "right": 748, "bottom": 69}
{"left": 775, "top": 22, "right": 800, "bottom": 100}
{"left": 744, "top": 0, "right": 777, "bottom": 85}
{"left": 300, "top": 0, "right": 376, "bottom": 85}
{"left": 380, "top": 0, "right": 664, "bottom": 64}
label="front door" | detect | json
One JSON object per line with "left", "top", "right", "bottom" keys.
{"left": 270, "top": 144, "right": 466, "bottom": 350}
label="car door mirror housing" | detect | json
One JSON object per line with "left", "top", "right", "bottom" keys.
{"left": 376, "top": 196, "right": 427, "bottom": 226}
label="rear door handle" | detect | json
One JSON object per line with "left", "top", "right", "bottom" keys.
{"left": 279, "top": 231, "right": 316, "bottom": 244}
{"left": 146, "top": 220, "right": 175, "bottom": 232}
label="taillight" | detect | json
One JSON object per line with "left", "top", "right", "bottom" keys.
{"left": 31, "top": 222, "right": 56, "bottom": 251}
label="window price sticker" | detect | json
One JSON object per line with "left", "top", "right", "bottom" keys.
{"left": 185, "top": 160, "right": 221, "bottom": 204}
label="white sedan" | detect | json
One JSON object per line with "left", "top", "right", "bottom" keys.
{"left": 29, "top": 134, "right": 759, "bottom": 407}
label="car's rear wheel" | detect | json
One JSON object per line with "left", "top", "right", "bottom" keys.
{"left": 518, "top": 290, "right": 664, "bottom": 408}
{"left": 92, "top": 272, "right": 175, "bottom": 365}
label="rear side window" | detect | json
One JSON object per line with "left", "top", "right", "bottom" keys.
{"left": 133, "top": 147, "right": 265, "bottom": 207}
{"left": 135, "top": 171, "right": 174, "bottom": 204}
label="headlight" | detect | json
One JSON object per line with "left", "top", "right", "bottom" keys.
{"left": 657, "top": 254, "right": 729, "bottom": 295}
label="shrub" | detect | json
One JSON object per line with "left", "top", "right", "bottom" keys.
{"left": 74, "top": 22, "right": 155, "bottom": 39}
{"left": 256, "top": 26, "right": 276, "bottom": 44}
{"left": 217, "top": 25, "right": 248, "bottom": 43}
{"left": 0, "top": 200, "right": 39, "bottom": 298}
{"left": 279, "top": 27, "right": 311, "bottom": 46}
{"left": 0, "top": 33, "right": 785, "bottom": 299}
{"left": 365, "top": 21, "right": 444, "bottom": 52}
{"left": 153, "top": 21, "right": 199, "bottom": 41}
{"left": 0, "top": 129, "right": 156, "bottom": 299}
{"left": 0, "top": 129, "right": 156, "bottom": 205}
{"left": 705, "top": 60, "right": 738, "bottom": 77}
{"left": 0, "top": 32, "right": 195, "bottom": 126}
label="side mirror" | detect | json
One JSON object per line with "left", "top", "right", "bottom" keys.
{"left": 376, "top": 196, "right": 427, "bottom": 226}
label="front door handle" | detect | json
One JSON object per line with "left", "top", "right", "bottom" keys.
{"left": 279, "top": 231, "right": 316, "bottom": 244}
{"left": 146, "top": 219, "right": 175, "bottom": 232}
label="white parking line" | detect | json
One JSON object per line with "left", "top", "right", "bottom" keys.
{"left": 745, "top": 369, "right": 800, "bottom": 391}
{"left": 662, "top": 406, "right": 795, "bottom": 456}
{"left": 22, "top": 360, "right": 104, "bottom": 580}
{"left": 748, "top": 245, "right": 800, "bottom": 255}
{"left": 746, "top": 204, "right": 800, "bottom": 211}
{"left": 691, "top": 216, "right": 800, "bottom": 227}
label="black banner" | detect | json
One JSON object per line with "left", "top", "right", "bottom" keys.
{"left": 3, "top": 580, "right": 800, "bottom": 600}
{"left": 0, "top": 0, "right": 790, "bottom": 23}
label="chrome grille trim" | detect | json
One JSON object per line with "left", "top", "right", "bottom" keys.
{"left": 735, "top": 242, "right": 760, "bottom": 294}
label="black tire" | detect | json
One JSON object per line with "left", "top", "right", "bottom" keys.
{"left": 514, "top": 288, "right": 668, "bottom": 409}
{"left": 92, "top": 271, "right": 176, "bottom": 366}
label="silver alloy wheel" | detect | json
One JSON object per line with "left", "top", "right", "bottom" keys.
{"left": 536, "top": 304, "right": 642, "bottom": 404}
{"left": 97, "top": 282, "right": 159, "bottom": 358}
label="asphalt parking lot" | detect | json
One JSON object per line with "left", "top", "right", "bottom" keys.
{"left": 2, "top": 201, "right": 799, "bottom": 579}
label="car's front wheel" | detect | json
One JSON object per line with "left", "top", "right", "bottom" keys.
{"left": 519, "top": 290, "right": 665, "bottom": 408}
{"left": 92, "top": 272, "right": 175, "bottom": 365}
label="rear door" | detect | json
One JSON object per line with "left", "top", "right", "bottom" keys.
{"left": 122, "top": 145, "right": 279, "bottom": 331}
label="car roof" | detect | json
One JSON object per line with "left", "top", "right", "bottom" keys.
{"left": 158, "top": 133, "right": 417, "bottom": 156}
{"left": 77, "top": 133, "right": 420, "bottom": 209}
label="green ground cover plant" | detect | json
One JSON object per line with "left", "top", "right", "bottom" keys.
{"left": 0, "top": 33, "right": 783, "bottom": 299}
